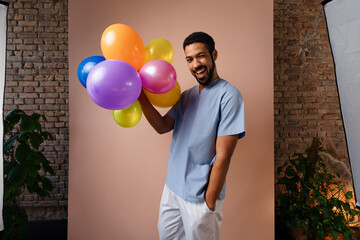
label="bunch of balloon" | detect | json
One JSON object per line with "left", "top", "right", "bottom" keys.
{"left": 141, "top": 38, "right": 181, "bottom": 108}
{"left": 77, "top": 23, "right": 144, "bottom": 128}
{"left": 77, "top": 24, "right": 181, "bottom": 128}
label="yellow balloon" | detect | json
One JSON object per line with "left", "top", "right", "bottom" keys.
{"left": 112, "top": 100, "right": 142, "bottom": 128}
{"left": 144, "top": 81, "right": 181, "bottom": 108}
{"left": 144, "top": 38, "right": 174, "bottom": 64}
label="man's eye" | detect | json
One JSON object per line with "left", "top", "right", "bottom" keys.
{"left": 187, "top": 59, "right": 192, "bottom": 63}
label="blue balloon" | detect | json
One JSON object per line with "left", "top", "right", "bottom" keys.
{"left": 77, "top": 56, "right": 106, "bottom": 88}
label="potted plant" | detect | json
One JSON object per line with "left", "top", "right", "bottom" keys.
{"left": 1, "top": 109, "right": 55, "bottom": 240}
{"left": 276, "top": 137, "right": 360, "bottom": 240}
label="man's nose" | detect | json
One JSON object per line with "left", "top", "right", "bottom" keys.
{"left": 193, "top": 58, "right": 201, "bottom": 68}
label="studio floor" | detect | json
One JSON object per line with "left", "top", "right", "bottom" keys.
{"left": 25, "top": 218, "right": 67, "bottom": 240}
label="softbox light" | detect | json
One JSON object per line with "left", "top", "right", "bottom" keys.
{"left": 0, "top": 0, "right": 9, "bottom": 231}
{"left": 323, "top": 0, "right": 360, "bottom": 207}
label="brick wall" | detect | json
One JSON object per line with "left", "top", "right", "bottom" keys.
{"left": 274, "top": 1, "right": 348, "bottom": 175}
{"left": 5, "top": 0, "right": 68, "bottom": 219}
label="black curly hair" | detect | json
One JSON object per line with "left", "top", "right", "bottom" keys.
{"left": 183, "top": 32, "right": 215, "bottom": 54}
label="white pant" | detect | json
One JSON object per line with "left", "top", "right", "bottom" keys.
{"left": 158, "top": 185, "right": 224, "bottom": 240}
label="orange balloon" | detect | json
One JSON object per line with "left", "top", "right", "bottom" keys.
{"left": 101, "top": 24, "right": 145, "bottom": 71}
{"left": 144, "top": 81, "right": 181, "bottom": 108}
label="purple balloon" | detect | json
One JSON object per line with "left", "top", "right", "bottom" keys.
{"left": 139, "top": 59, "right": 177, "bottom": 94}
{"left": 87, "top": 60, "right": 142, "bottom": 110}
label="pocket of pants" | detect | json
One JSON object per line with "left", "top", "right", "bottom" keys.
{"left": 203, "top": 200, "right": 215, "bottom": 213}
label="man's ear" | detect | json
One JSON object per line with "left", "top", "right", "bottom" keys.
{"left": 212, "top": 49, "right": 218, "bottom": 61}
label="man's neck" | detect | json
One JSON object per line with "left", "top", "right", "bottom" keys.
{"left": 199, "top": 75, "right": 220, "bottom": 93}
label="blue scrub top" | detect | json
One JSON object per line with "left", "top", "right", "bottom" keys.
{"left": 166, "top": 78, "right": 245, "bottom": 203}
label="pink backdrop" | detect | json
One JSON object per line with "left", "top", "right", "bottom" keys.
{"left": 69, "top": 0, "right": 274, "bottom": 239}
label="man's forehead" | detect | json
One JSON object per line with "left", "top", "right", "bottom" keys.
{"left": 185, "top": 42, "right": 209, "bottom": 56}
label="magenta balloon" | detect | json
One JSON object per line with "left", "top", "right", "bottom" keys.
{"left": 87, "top": 60, "right": 142, "bottom": 110}
{"left": 139, "top": 59, "right": 177, "bottom": 94}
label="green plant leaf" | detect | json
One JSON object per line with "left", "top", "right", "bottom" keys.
{"left": 4, "top": 133, "right": 19, "bottom": 152}
{"left": 313, "top": 189, "right": 320, "bottom": 197}
{"left": 277, "top": 177, "right": 289, "bottom": 185}
{"left": 336, "top": 173, "right": 341, "bottom": 180}
{"left": 27, "top": 176, "right": 47, "bottom": 196}
{"left": 317, "top": 229, "right": 325, "bottom": 239}
{"left": 29, "top": 151, "right": 42, "bottom": 166}
{"left": 350, "top": 209, "right": 359, "bottom": 216}
{"left": 331, "top": 231, "right": 338, "bottom": 240}
{"left": 31, "top": 113, "right": 42, "bottom": 131}
{"left": 5, "top": 109, "right": 24, "bottom": 118}
{"left": 15, "top": 143, "right": 31, "bottom": 163}
{"left": 41, "top": 177, "right": 54, "bottom": 192}
{"left": 20, "top": 115, "right": 34, "bottom": 131}
{"left": 287, "top": 168, "right": 296, "bottom": 176}
{"left": 42, "top": 160, "right": 55, "bottom": 175}
{"left": 28, "top": 178, "right": 51, "bottom": 197}
{"left": 34, "top": 120, "right": 42, "bottom": 131}
{"left": 41, "top": 114, "right": 47, "bottom": 122}
{"left": 345, "top": 191, "right": 353, "bottom": 200}
{"left": 29, "top": 132, "right": 43, "bottom": 150}
{"left": 309, "top": 177, "right": 315, "bottom": 184}
{"left": 8, "top": 164, "right": 26, "bottom": 186}
{"left": 323, "top": 208, "right": 333, "bottom": 218}
{"left": 41, "top": 131, "right": 54, "bottom": 140}
{"left": 330, "top": 198, "right": 339, "bottom": 208}
{"left": 343, "top": 229, "right": 352, "bottom": 239}
{"left": 306, "top": 196, "right": 314, "bottom": 205}
{"left": 295, "top": 164, "right": 305, "bottom": 174}
{"left": 316, "top": 195, "right": 327, "bottom": 205}
{"left": 26, "top": 162, "right": 41, "bottom": 178}
{"left": 4, "top": 161, "right": 17, "bottom": 175}
{"left": 343, "top": 203, "right": 350, "bottom": 212}
{"left": 30, "top": 113, "right": 41, "bottom": 121}
{"left": 5, "top": 109, "right": 24, "bottom": 125}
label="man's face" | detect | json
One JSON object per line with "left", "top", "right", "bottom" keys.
{"left": 184, "top": 42, "right": 216, "bottom": 86}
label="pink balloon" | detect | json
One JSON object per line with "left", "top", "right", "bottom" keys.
{"left": 139, "top": 59, "right": 176, "bottom": 94}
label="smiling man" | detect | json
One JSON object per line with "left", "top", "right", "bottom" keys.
{"left": 138, "top": 32, "right": 245, "bottom": 240}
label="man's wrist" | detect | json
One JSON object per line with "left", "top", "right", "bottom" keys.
{"left": 205, "top": 194, "right": 216, "bottom": 211}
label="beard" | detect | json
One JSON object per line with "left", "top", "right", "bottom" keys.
{"left": 192, "top": 60, "right": 216, "bottom": 87}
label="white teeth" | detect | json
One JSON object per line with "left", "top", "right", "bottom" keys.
{"left": 196, "top": 68, "right": 205, "bottom": 74}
